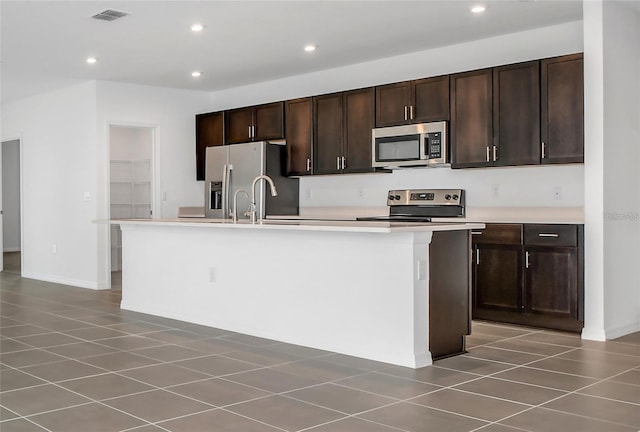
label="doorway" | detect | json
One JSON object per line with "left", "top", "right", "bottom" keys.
{"left": 109, "top": 125, "right": 155, "bottom": 290}
{"left": 1, "top": 139, "right": 22, "bottom": 275}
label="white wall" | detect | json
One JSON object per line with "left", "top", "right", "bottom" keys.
{"left": 1, "top": 82, "right": 99, "bottom": 288}
{"left": 2, "top": 139, "right": 21, "bottom": 251}
{"left": 95, "top": 81, "right": 212, "bottom": 288}
{"left": 110, "top": 126, "right": 153, "bottom": 161}
{"left": 205, "top": 21, "right": 585, "bottom": 211}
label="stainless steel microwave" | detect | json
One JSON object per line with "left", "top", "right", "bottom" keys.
{"left": 371, "top": 121, "right": 448, "bottom": 168}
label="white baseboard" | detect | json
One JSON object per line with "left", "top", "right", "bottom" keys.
{"left": 581, "top": 326, "right": 607, "bottom": 341}
{"left": 605, "top": 321, "right": 640, "bottom": 340}
{"left": 3, "top": 248, "right": 21, "bottom": 252}
{"left": 20, "top": 271, "right": 103, "bottom": 290}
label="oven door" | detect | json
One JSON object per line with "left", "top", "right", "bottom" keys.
{"left": 372, "top": 134, "right": 427, "bottom": 167}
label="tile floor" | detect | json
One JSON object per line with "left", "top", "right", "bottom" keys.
{"left": 1, "top": 270, "right": 639, "bottom": 432}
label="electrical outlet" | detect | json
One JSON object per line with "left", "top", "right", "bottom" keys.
{"left": 552, "top": 186, "right": 563, "bottom": 200}
{"left": 357, "top": 188, "right": 364, "bottom": 198}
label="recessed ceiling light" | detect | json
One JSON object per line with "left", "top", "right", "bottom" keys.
{"left": 191, "top": 23, "right": 205, "bottom": 32}
{"left": 471, "top": 5, "right": 487, "bottom": 13}
{"left": 304, "top": 44, "right": 316, "bottom": 52}
{"left": 191, "top": 71, "right": 202, "bottom": 77}
{"left": 86, "top": 57, "right": 97, "bottom": 64}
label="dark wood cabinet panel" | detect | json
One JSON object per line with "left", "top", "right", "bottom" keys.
{"left": 541, "top": 54, "right": 584, "bottom": 164}
{"left": 493, "top": 61, "right": 540, "bottom": 166}
{"left": 474, "top": 245, "right": 522, "bottom": 314}
{"left": 314, "top": 93, "right": 344, "bottom": 174}
{"left": 472, "top": 223, "right": 583, "bottom": 333}
{"left": 226, "top": 102, "right": 284, "bottom": 144}
{"left": 525, "top": 247, "right": 578, "bottom": 319}
{"left": 375, "top": 82, "right": 412, "bottom": 127}
{"left": 376, "top": 76, "right": 449, "bottom": 127}
{"left": 344, "top": 87, "right": 375, "bottom": 173}
{"left": 195, "top": 111, "right": 224, "bottom": 181}
{"left": 450, "top": 69, "right": 493, "bottom": 168}
{"left": 285, "top": 98, "right": 313, "bottom": 176}
{"left": 225, "top": 107, "right": 254, "bottom": 144}
{"left": 254, "top": 102, "right": 284, "bottom": 141}
{"left": 413, "top": 75, "right": 450, "bottom": 123}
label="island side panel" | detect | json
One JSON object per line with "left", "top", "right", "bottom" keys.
{"left": 120, "top": 223, "right": 432, "bottom": 367}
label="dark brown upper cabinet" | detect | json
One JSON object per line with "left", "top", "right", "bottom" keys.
{"left": 541, "top": 53, "right": 584, "bottom": 164}
{"left": 195, "top": 111, "right": 225, "bottom": 180}
{"left": 492, "top": 60, "right": 541, "bottom": 166}
{"left": 375, "top": 75, "right": 449, "bottom": 127}
{"left": 285, "top": 98, "right": 313, "bottom": 176}
{"left": 225, "top": 101, "right": 284, "bottom": 144}
{"left": 450, "top": 69, "right": 493, "bottom": 168}
{"left": 314, "top": 87, "right": 376, "bottom": 175}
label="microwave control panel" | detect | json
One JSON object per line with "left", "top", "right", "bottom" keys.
{"left": 425, "top": 132, "right": 442, "bottom": 160}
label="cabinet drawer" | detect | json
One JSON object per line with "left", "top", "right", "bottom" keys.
{"left": 524, "top": 224, "right": 578, "bottom": 247}
{"left": 472, "top": 224, "right": 522, "bottom": 245}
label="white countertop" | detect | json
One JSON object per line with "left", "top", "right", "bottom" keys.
{"left": 113, "top": 218, "right": 484, "bottom": 234}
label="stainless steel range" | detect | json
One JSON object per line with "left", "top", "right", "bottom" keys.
{"left": 357, "top": 189, "right": 464, "bottom": 222}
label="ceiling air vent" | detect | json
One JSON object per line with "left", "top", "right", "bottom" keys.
{"left": 91, "top": 9, "right": 129, "bottom": 22}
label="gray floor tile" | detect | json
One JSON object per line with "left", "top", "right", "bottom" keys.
{"left": 169, "top": 377, "right": 272, "bottom": 406}
{"left": 28, "top": 402, "right": 145, "bottom": 432}
{"left": 106, "top": 321, "right": 170, "bottom": 334}
{"left": 471, "top": 322, "right": 535, "bottom": 338}
{"left": 0, "top": 384, "right": 91, "bottom": 416}
{"left": 271, "top": 358, "right": 366, "bottom": 381}
{"left": 131, "top": 344, "right": 206, "bottom": 362}
{"left": 158, "top": 408, "right": 282, "bottom": 431}
{"left": 80, "top": 351, "right": 161, "bottom": 371}
{"left": 174, "top": 354, "right": 260, "bottom": 376}
{"left": 318, "top": 353, "right": 394, "bottom": 372}
{"left": 44, "top": 341, "right": 118, "bottom": 358}
{"left": 13, "top": 332, "right": 82, "bottom": 348}
{"left": 0, "top": 338, "right": 35, "bottom": 353}
{"left": 118, "top": 363, "right": 210, "bottom": 387}
{"left": 555, "top": 348, "right": 640, "bottom": 369}
{"left": 103, "top": 389, "right": 212, "bottom": 423}
{"left": 226, "top": 367, "right": 324, "bottom": 393}
{"left": 0, "top": 325, "right": 49, "bottom": 338}
{"left": 63, "top": 326, "right": 129, "bottom": 341}
{"left": 577, "top": 380, "right": 640, "bottom": 404}
{"left": 0, "top": 348, "right": 66, "bottom": 368}
{"left": 501, "top": 407, "right": 638, "bottom": 432}
{"left": 304, "top": 417, "right": 403, "bottom": 432}
{"left": 526, "top": 356, "right": 633, "bottom": 379}
{"left": 336, "top": 372, "right": 441, "bottom": 400}
{"left": 493, "top": 366, "right": 599, "bottom": 391}
{"left": 228, "top": 394, "right": 345, "bottom": 431}
{"left": 1, "top": 405, "right": 20, "bottom": 421}
{"left": 20, "top": 359, "right": 107, "bottom": 382}
{"left": 382, "top": 365, "right": 480, "bottom": 387}
{"left": 0, "top": 369, "right": 47, "bottom": 392}
{"left": 58, "top": 372, "right": 155, "bottom": 400}
{"left": 0, "top": 418, "right": 48, "bottom": 431}
{"left": 466, "top": 346, "right": 546, "bottom": 365}
{"left": 610, "top": 369, "right": 640, "bottom": 386}
{"left": 434, "top": 355, "right": 514, "bottom": 376}
{"left": 285, "top": 383, "right": 396, "bottom": 414}
{"left": 359, "top": 401, "right": 488, "bottom": 432}
{"left": 453, "top": 376, "right": 567, "bottom": 405}
{"left": 543, "top": 393, "right": 640, "bottom": 428}
{"left": 93, "top": 335, "right": 166, "bottom": 351}
{"left": 220, "top": 345, "right": 305, "bottom": 366}
{"left": 487, "top": 338, "right": 576, "bottom": 356}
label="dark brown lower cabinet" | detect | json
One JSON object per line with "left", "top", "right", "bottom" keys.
{"left": 473, "top": 223, "right": 583, "bottom": 332}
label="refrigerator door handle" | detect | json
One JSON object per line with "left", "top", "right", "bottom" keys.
{"left": 222, "top": 164, "right": 232, "bottom": 219}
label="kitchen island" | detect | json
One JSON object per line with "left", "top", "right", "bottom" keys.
{"left": 116, "top": 218, "right": 484, "bottom": 368}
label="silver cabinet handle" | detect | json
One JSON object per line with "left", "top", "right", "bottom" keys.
{"left": 341, "top": 156, "right": 346, "bottom": 170}
{"left": 306, "top": 158, "right": 311, "bottom": 172}
{"left": 471, "top": 231, "right": 483, "bottom": 235}
{"left": 336, "top": 156, "right": 341, "bottom": 170}
{"left": 525, "top": 251, "right": 530, "bottom": 268}
{"left": 252, "top": 125, "right": 256, "bottom": 139}
{"left": 538, "top": 233, "right": 559, "bottom": 238}
{"left": 248, "top": 126, "right": 252, "bottom": 139}
{"left": 486, "top": 146, "right": 490, "bottom": 162}
{"left": 409, "top": 105, "right": 414, "bottom": 120}
{"left": 493, "top": 145, "right": 497, "bottom": 162}
{"left": 541, "top": 142, "right": 546, "bottom": 159}
{"left": 476, "top": 248, "right": 480, "bottom": 265}
{"left": 404, "top": 106, "right": 408, "bottom": 121}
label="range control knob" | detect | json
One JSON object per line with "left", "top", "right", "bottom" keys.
{"left": 445, "top": 194, "right": 452, "bottom": 200}
{"left": 452, "top": 194, "right": 459, "bottom": 200}
{"left": 394, "top": 195, "right": 401, "bottom": 201}
{"left": 388, "top": 195, "right": 395, "bottom": 200}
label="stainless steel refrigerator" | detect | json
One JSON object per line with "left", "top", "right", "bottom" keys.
{"left": 204, "top": 141, "right": 299, "bottom": 219}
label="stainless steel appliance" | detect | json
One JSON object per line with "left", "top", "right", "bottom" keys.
{"left": 357, "top": 189, "right": 464, "bottom": 222}
{"left": 205, "top": 142, "right": 299, "bottom": 219}
{"left": 372, "top": 121, "right": 448, "bottom": 168}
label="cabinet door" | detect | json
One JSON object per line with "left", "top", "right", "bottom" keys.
{"left": 413, "top": 75, "right": 450, "bottom": 123}
{"left": 285, "top": 98, "right": 313, "bottom": 176}
{"left": 493, "top": 61, "right": 540, "bottom": 166}
{"left": 195, "top": 112, "right": 224, "bottom": 181}
{"left": 226, "top": 107, "right": 254, "bottom": 144}
{"left": 525, "top": 247, "right": 578, "bottom": 319}
{"left": 344, "top": 87, "right": 375, "bottom": 173}
{"left": 254, "top": 101, "right": 284, "bottom": 141}
{"left": 450, "top": 69, "right": 493, "bottom": 168}
{"left": 314, "top": 93, "right": 344, "bottom": 174}
{"left": 473, "top": 244, "right": 522, "bottom": 314}
{"left": 541, "top": 54, "right": 584, "bottom": 164}
{"left": 375, "top": 81, "right": 412, "bottom": 127}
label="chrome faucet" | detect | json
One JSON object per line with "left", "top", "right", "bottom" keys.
{"left": 249, "top": 175, "right": 278, "bottom": 223}
{"left": 232, "top": 188, "right": 250, "bottom": 222}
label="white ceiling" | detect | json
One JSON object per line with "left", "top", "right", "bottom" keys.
{"left": 0, "top": 0, "right": 596, "bottom": 104}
